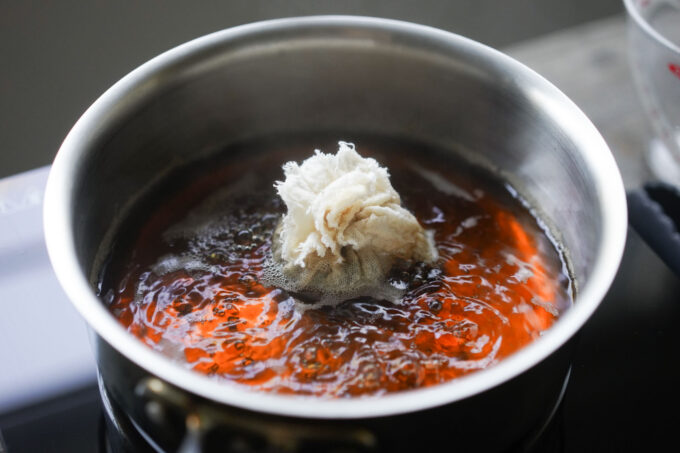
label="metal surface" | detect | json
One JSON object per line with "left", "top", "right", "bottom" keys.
{"left": 96, "top": 335, "right": 574, "bottom": 452}
{"left": 504, "top": 16, "right": 652, "bottom": 190}
{"left": 42, "top": 15, "right": 627, "bottom": 451}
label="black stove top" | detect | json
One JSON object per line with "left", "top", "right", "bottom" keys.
{"left": 1, "top": 228, "right": 679, "bottom": 452}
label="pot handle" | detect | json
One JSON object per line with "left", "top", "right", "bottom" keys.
{"left": 627, "top": 182, "right": 680, "bottom": 276}
{"left": 137, "top": 377, "right": 378, "bottom": 453}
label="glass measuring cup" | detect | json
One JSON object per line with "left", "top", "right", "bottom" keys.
{"left": 624, "top": 0, "right": 680, "bottom": 185}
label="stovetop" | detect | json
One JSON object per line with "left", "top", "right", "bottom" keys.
{"left": 1, "top": 226, "right": 678, "bottom": 452}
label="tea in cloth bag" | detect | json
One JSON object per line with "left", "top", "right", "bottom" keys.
{"left": 269, "top": 141, "right": 437, "bottom": 301}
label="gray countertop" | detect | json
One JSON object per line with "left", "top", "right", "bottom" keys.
{"left": 0, "top": 167, "right": 95, "bottom": 414}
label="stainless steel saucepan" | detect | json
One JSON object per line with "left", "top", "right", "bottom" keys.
{"left": 43, "top": 16, "right": 627, "bottom": 452}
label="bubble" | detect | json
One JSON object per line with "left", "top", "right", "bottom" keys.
{"left": 427, "top": 298, "right": 443, "bottom": 313}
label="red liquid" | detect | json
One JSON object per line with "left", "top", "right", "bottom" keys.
{"left": 100, "top": 138, "right": 572, "bottom": 397}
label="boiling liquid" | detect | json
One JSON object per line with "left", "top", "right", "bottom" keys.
{"left": 99, "top": 137, "right": 573, "bottom": 397}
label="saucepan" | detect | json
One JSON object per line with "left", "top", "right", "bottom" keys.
{"left": 43, "top": 16, "right": 627, "bottom": 452}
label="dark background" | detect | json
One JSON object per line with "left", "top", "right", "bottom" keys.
{"left": 1, "top": 0, "right": 623, "bottom": 178}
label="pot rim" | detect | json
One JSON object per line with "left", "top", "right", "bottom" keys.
{"left": 43, "top": 15, "right": 627, "bottom": 419}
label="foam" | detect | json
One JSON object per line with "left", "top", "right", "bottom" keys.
{"left": 151, "top": 254, "right": 218, "bottom": 276}
{"left": 163, "top": 172, "right": 260, "bottom": 242}
{"left": 262, "top": 238, "right": 408, "bottom": 308}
